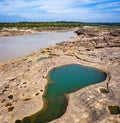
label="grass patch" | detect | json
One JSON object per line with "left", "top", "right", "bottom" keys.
{"left": 108, "top": 106, "right": 120, "bottom": 114}
{"left": 100, "top": 88, "right": 109, "bottom": 93}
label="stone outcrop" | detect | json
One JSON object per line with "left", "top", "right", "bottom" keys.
{"left": 75, "top": 27, "right": 99, "bottom": 37}
{"left": 109, "top": 30, "right": 120, "bottom": 37}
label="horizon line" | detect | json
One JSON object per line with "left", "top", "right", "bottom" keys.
{"left": 0, "top": 21, "right": 120, "bottom": 24}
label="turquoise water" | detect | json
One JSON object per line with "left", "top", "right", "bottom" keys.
{"left": 38, "top": 57, "right": 50, "bottom": 61}
{"left": 20, "top": 64, "right": 106, "bottom": 123}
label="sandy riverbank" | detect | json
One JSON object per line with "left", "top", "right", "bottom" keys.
{"left": 0, "top": 28, "right": 36, "bottom": 36}
{"left": 0, "top": 27, "right": 74, "bottom": 37}
{"left": 0, "top": 27, "right": 120, "bottom": 123}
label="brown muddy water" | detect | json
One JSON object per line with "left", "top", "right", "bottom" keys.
{"left": 0, "top": 31, "right": 74, "bottom": 62}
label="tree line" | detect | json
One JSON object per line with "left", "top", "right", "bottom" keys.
{"left": 0, "top": 22, "right": 120, "bottom": 29}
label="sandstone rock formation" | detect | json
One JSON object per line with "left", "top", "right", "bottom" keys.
{"left": 0, "top": 27, "right": 120, "bottom": 123}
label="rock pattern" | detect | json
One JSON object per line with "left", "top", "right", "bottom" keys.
{"left": 0, "top": 27, "right": 120, "bottom": 123}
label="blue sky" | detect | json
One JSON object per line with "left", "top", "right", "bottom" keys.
{"left": 0, "top": 0, "right": 120, "bottom": 22}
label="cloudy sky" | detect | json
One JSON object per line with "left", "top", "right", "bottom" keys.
{"left": 0, "top": 0, "right": 120, "bottom": 22}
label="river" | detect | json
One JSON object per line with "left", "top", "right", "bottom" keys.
{"left": 0, "top": 31, "right": 74, "bottom": 62}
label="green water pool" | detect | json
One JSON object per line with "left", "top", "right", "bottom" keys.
{"left": 19, "top": 64, "right": 106, "bottom": 123}
{"left": 38, "top": 57, "right": 50, "bottom": 61}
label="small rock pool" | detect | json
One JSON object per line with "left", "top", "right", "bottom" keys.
{"left": 38, "top": 57, "right": 51, "bottom": 62}
{"left": 19, "top": 64, "right": 106, "bottom": 123}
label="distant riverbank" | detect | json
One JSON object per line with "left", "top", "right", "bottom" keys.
{"left": 0, "top": 27, "right": 75, "bottom": 37}
{"left": 0, "top": 28, "right": 36, "bottom": 36}
{"left": 1, "top": 21, "right": 119, "bottom": 36}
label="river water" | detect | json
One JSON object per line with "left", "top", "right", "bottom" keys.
{"left": 0, "top": 31, "right": 74, "bottom": 62}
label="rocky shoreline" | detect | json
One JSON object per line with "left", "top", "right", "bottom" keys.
{"left": 0, "top": 27, "right": 120, "bottom": 123}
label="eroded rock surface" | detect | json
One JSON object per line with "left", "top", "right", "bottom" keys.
{"left": 0, "top": 27, "right": 120, "bottom": 123}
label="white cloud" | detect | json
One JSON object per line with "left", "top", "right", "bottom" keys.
{"left": 0, "top": 0, "right": 119, "bottom": 22}
{"left": 97, "top": 1, "right": 120, "bottom": 8}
